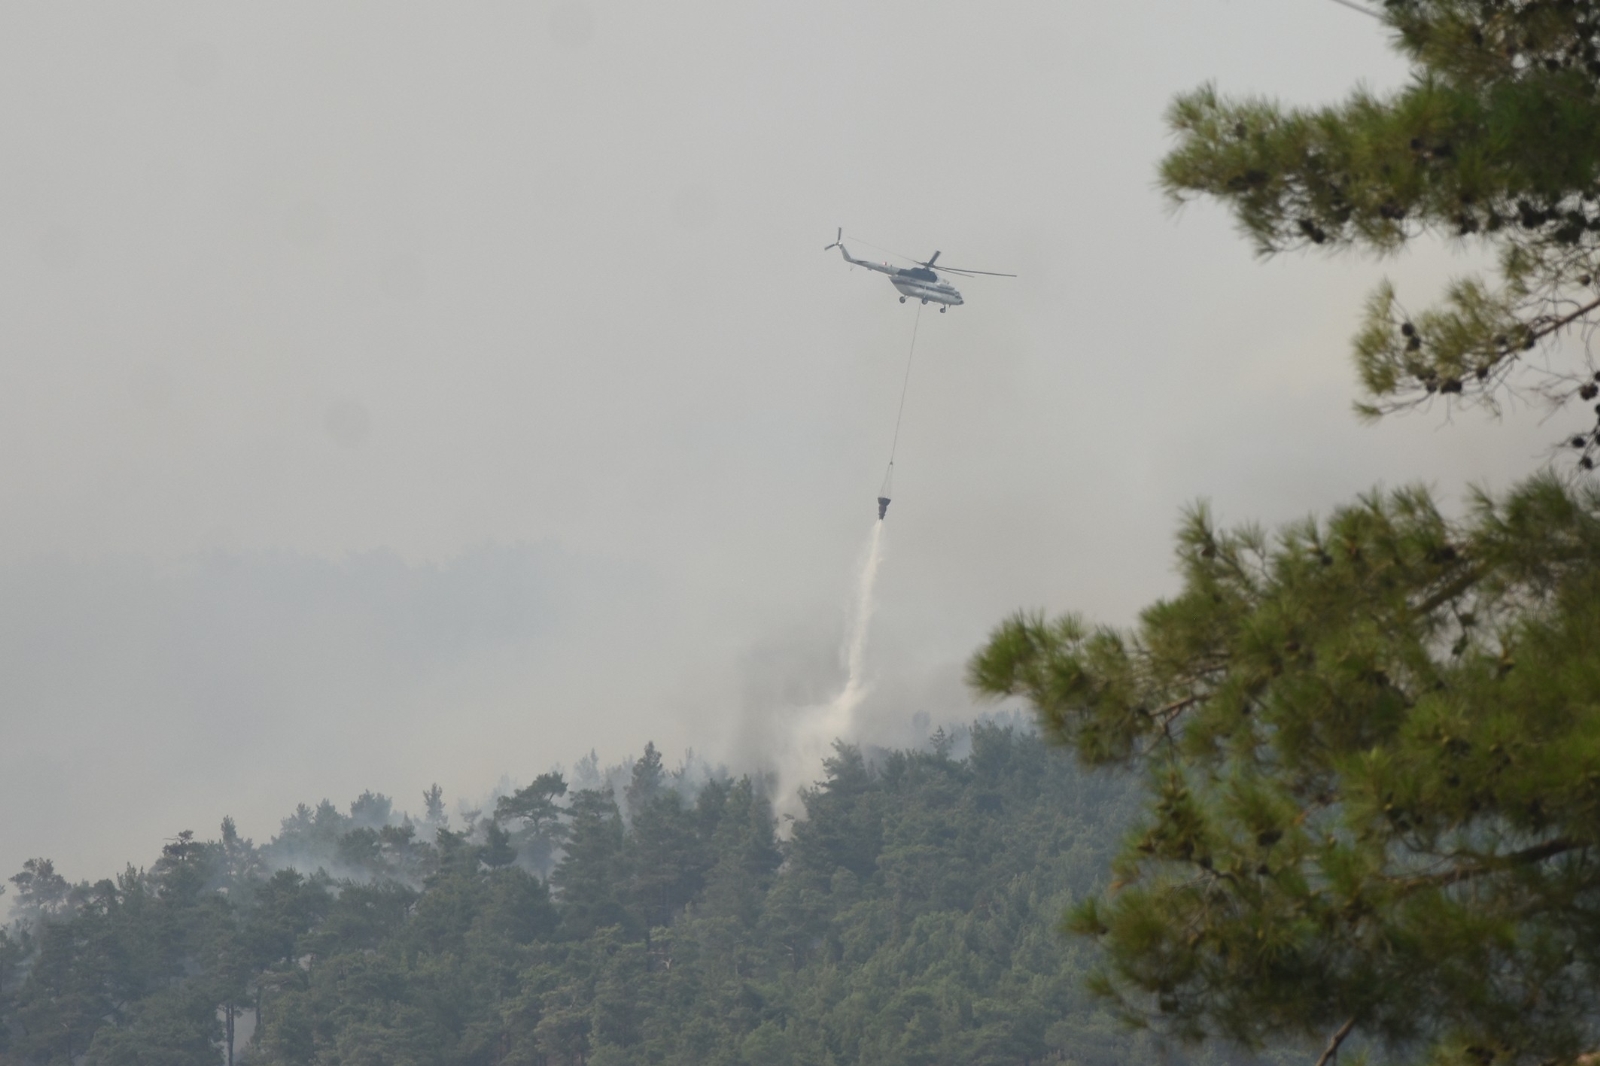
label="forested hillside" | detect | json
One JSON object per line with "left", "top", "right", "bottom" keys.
{"left": 0, "top": 724, "right": 1284, "bottom": 1066}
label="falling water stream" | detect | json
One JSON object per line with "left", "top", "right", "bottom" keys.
{"left": 777, "top": 520, "right": 886, "bottom": 817}
{"left": 834, "top": 518, "right": 885, "bottom": 720}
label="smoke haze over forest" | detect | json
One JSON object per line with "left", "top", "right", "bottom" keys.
{"left": 0, "top": 1, "right": 1566, "bottom": 886}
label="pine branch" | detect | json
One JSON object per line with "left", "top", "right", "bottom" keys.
{"left": 1321, "top": 0, "right": 1380, "bottom": 18}
{"left": 1152, "top": 694, "right": 1204, "bottom": 727}
{"left": 1393, "top": 837, "right": 1585, "bottom": 891}
{"left": 1415, "top": 565, "right": 1485, "bottom": 617}
{"left": 1314, "top": 1018, "right": 1357, "bottom": 1066}
{"left": 1527, "top": 295, "right": 1600, "bottom": 348}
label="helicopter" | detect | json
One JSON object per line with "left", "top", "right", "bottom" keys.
{"left": 823, "top": 228, "right": 1014, "bottom": 310}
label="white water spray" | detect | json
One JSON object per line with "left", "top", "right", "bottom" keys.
{"left": 833, "top": 518, "right": 885, "bottom": 728}
{"left": 775, "top": 520, "right": 886, "bottom": 816}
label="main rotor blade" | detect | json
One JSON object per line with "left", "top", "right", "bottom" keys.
{"left": 923, "top": 250, "right": 940, "bottom": 267}
{"left": 935, "top": 266, "right": 1017, "bottom": 277}
{"left": 847, "top": 235, "right": 921, "bottom": 265}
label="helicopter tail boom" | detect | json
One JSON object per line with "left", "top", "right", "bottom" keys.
{"left": 824, "top": 229, "right": 896, "bottom": 274}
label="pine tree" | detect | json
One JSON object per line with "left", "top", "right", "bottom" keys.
{"left": 6, "top": 859, "right": 71, "bottom": 927}
{"left": 625, "top": 742, "right": 666, "bottom": 816}
{"left": 1160, "top": 0, "right": 1600, "bottom": 464}
{"left": 973, "top": 7, "right": 1600, "bottom": 1063}
{"left": 973, "top": 478, "right": 1600, "bottom": 1064}
{"left": 551, "top": 789, "right": 631, "bottom": 938}
{"left": 423, "top": 783, "right": 447, "bottom": 825}
{"left": 698, "top": 778, "right": 781, "bottom": 930}
{"left": 495, "top": 771, "right": 570, "bottom": 871}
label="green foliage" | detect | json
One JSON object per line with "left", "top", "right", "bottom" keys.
{"left": 551, "top": 788, "right": 631, "bottom": 940}
{"left": 1160, "top": 0, "right": 1600, "bottom": 462}
{"left": 494, "top": 773, "right": 570, "bottom": 873}
{"left": 972, "top": 475, "right": 1600, "bottom": 1064}
{"left": 0, "top": 727, "right": 1253, "bottom": 1066}
{"left": 84, "top": 986, "right": 222, "bottom": 1066}
{"left": 968, "top": 13, "right": 1600, "bottom": 1063}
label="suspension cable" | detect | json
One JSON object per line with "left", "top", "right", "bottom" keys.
{"left": 881, "top": 303, "right": 922, "bottom": 497}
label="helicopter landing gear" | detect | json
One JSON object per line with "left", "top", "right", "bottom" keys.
{"left": 899, "top": 296, "right": 906, "bottom": 303}
{"left": 920, "top": 298, "right": 929, "bottom": 304}
{"left": 939, "top": 305, "right": 947, "bottom": 312}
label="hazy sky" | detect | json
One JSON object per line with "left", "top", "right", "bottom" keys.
{"left": 0, "top": 1, "right": 1560, "bottom": 884}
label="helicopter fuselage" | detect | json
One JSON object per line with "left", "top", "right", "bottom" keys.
{"left": 890, "top": 268, "right": 963, "bottom": 307}
{"left": 832, "top": 245, "right": 963, "bottom": 307}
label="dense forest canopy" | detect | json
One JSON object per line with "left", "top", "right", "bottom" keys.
{"left": 0, "top": 724, "right": 1283, "bottom": 1066}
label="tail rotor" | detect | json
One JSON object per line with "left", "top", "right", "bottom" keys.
{"left": 823, "top": 227, "right": 843, "bottom": 251}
